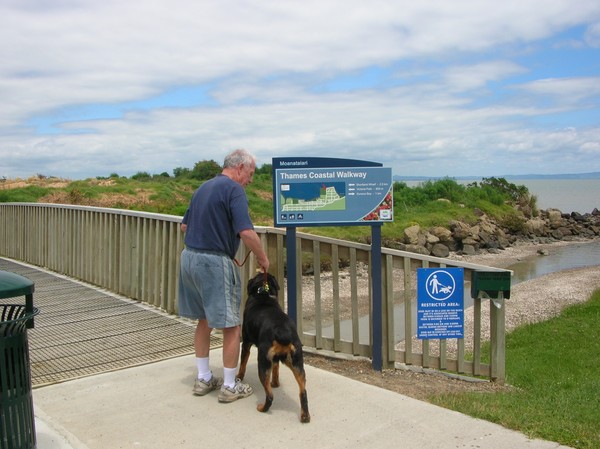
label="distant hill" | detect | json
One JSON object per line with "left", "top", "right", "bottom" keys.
{"left": 393, "top": 172, "right": 600, "bottom": 182}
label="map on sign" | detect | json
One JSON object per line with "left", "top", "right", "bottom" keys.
{"left": 280, "top": 182, "right": 346, "bottom": 212}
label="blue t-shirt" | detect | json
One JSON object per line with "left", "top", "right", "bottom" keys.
{"left": 182, "top": 174, "right": 254, "bottom": 259}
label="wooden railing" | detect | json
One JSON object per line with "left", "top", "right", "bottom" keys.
{"left": 0, "top": 203, "right": 510, "bottom": 381}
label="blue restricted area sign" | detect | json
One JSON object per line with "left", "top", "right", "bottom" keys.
{"left": 272, "top": 157, "right": 393, "bottom": 227}
{"left": 417, "top": 268, "right": 464, "bottom": 339}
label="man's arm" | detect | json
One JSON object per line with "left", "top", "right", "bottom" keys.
{"left": 239, "top": 229, "right": 269, "bottom": 272}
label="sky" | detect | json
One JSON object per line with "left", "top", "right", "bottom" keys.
{"left": 2, "top": 0, "right": 600, "bottom": 180}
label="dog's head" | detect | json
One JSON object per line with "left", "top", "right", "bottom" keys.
{"left": 247, "top": 271, "right": 280, "bottom": 298}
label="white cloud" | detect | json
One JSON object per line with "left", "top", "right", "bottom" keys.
{"left": 1, "top": 0, "right": 600, "bottom": 179}
{"left": 442, "top": 61, "right": 527, "bottom": 93}
{"left": 514, "top": 77, "right": 600, "bottom": 104}
{"left": 585, "top": 22, "right": 600, "bottom": 47}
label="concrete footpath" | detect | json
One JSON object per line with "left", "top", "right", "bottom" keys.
{"left": 32, "top": 348, "right": 572, "bottom": 449}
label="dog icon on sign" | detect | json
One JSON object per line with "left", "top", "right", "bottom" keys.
{"left": 425, "top": 270, "right": 456, "bottom": 301}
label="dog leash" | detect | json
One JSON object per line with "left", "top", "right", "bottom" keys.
{"left": 235, "top": 253, "right": 270, "bottom": 293}
{"left": 233, "top": 252, "right": 251, "bottom": 267}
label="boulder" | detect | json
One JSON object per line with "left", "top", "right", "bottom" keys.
{"left": 403, "top": 225, "right": 421, "bottom": 245}
{"left": 430, "top": 226, "right": 452, "bottom": 242}
{"left": 557, "top": 226, "right": 572, "bottom": 237}
{"left": 478, "top": 217, "right": 496, "bottom": 235}
{"left": 461, "top": 244, "right": 477, "bottom": 255}
{"left": 431, "top": 243, "right": 450, "bottom": 258}
{"left": 404, "top": 244, "right": 430, "bottom": 256}
{"left": 425, "top": 232, "right": 440, "bottom": 244}
{"left": 546, "top": 209, "right": 563, "bottom": 226}
{"left": 449, "top": 220, "right": 470, "bottom": 240}
{"left": 525, "top": 218, "right": 546, "bottom": 236}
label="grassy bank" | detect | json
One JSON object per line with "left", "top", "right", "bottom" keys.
{"left": 1, "top": 169, "right": 535, "bottom": 245}
{"left": 432, "top": 289, "right": 600, "bottom": 449}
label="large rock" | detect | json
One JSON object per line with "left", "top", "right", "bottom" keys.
{"left": 430, "top": 226, "right": 452, "bottom": 242}
{"left": 403, "top": 224, "right": 421, "bottom": 245}
{"left": 461, "top": 244, "right": 477, "bottom": 255}
{"left": 478, "top": 217, "right": 496, "bottom": 235}
{"left": 431, "top": 243, "right": 450, "bottom": 258}
{"left": 546, "top": 209, "right": 563, "bottom": 226}
{"left": 525, "top": 218, "right": 546, "bottom": 236}
{"left": 403, "top": 244, "right": 430, "bottom": 255}
{"left": 449, "top": 220, "right": 470, "bottom": 240}
{"left": 425, "top": 232, "right": 440, "bottom": 244}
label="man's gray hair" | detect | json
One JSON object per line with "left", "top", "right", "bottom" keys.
{"left": 223, "top": 149, "right": 256, "bottom": 168}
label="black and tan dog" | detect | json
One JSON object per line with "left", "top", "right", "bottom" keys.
{"left": 237, "top": 272, "right": 310, "bottom": 423}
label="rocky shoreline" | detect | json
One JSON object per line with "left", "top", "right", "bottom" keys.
{"left": 392, "top": 207, "right": 600, "bottom": 258}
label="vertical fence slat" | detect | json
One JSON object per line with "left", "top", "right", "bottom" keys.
{"left": 473, "top": 297, "right": 482, "bottom": 376}
{"left": 350, "top": 248, "right": 359, "bottom": 355}
{"left": 313, "top": 240, "right": 322, "bottom": 349}
{"left": 403, "top": 257, "right": 413, "bottom": 364}
{"left": 332, "top": 244, "right": 341, "bottom": 352}
{"left": 385, "top": 254, "right": 394, "bottom": 364}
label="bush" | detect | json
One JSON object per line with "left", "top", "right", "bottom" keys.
{"left": 191, "top": 160, "right": 221, "bottom": 180}
{"left": 131, "top": 171, "right": 151, "bottom": 180}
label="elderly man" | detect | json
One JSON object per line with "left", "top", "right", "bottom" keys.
{"left": 179, "top": 149, "right": 269, "bottom": 403}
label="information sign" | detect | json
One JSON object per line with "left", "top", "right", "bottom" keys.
{"left": 272, "top": 157, "right": 393, "bottom": 227}
{"left": 417, "top": 268, "right": 464, "bottom": 339}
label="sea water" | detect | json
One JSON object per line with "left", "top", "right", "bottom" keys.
{"left": 509, "top": 179, "right": 600, "bottom": 214}
{"left": 508, "top": 240, "right": 600, "bottom": 284}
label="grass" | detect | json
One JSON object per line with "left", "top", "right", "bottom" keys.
{"left": 1, "top": 173, "right": 530, "bottom": 244}
{"left": 432, "top": 289, "right": 600, "bottom": 449}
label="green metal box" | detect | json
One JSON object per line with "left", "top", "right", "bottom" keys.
{"left": 471, "top": 271, "right": 511, "bottom": 299}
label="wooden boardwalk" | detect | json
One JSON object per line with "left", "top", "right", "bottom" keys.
{"left": 0, "top": 258, "right": 222, "bottom": 387}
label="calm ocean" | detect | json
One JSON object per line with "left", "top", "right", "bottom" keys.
{"left": 508, "top": 179, "right": 600, "bottom": 214}
{"left": 404, "top": 179, "right": 600, "bottom": 214}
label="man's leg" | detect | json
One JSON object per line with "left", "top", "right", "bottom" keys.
{"left": 192, "top": 319, "right": 223, "bottom": 395}
{"left": 222, "top": 325, "right": 241, "bottom": 367}
{"left": 218, "top": 325, "right": 253, "bottom": 402}
{"left": 195, "top": 319, "right": 212, "bottom": 358}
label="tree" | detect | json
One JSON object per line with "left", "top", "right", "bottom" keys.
{"left": 131, "top": 171, "right": 151, "bottom": 180}
{"left": 256, "top": 163, "right": 272, "bottom": 175}
{"left": 173, "top": 167, "right": 190, "bottom": 178}
{"left": 190, "top": 160, "right": 221, "bottom": 181}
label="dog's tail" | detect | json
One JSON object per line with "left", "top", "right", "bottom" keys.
{"left": 268, "top": 341, "right": 296, "bottom": 362}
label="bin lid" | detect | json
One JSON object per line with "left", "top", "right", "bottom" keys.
{"left": 0, "top": 270, "right": 35, "bottom": 299}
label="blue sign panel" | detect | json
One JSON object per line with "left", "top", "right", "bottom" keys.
{"left": 273, "top": 157, "right": 393, "bottom": 227}
{"left": 417, "top": 268, "right": 464, "bottom": 339}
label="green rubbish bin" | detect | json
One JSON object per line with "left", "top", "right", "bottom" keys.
{"left": 0, "top": 271, "right": 39, "bottom": 449}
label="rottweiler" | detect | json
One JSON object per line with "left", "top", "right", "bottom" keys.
{"left": 237, "top": 272, "right": 310, "bottom": 423}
